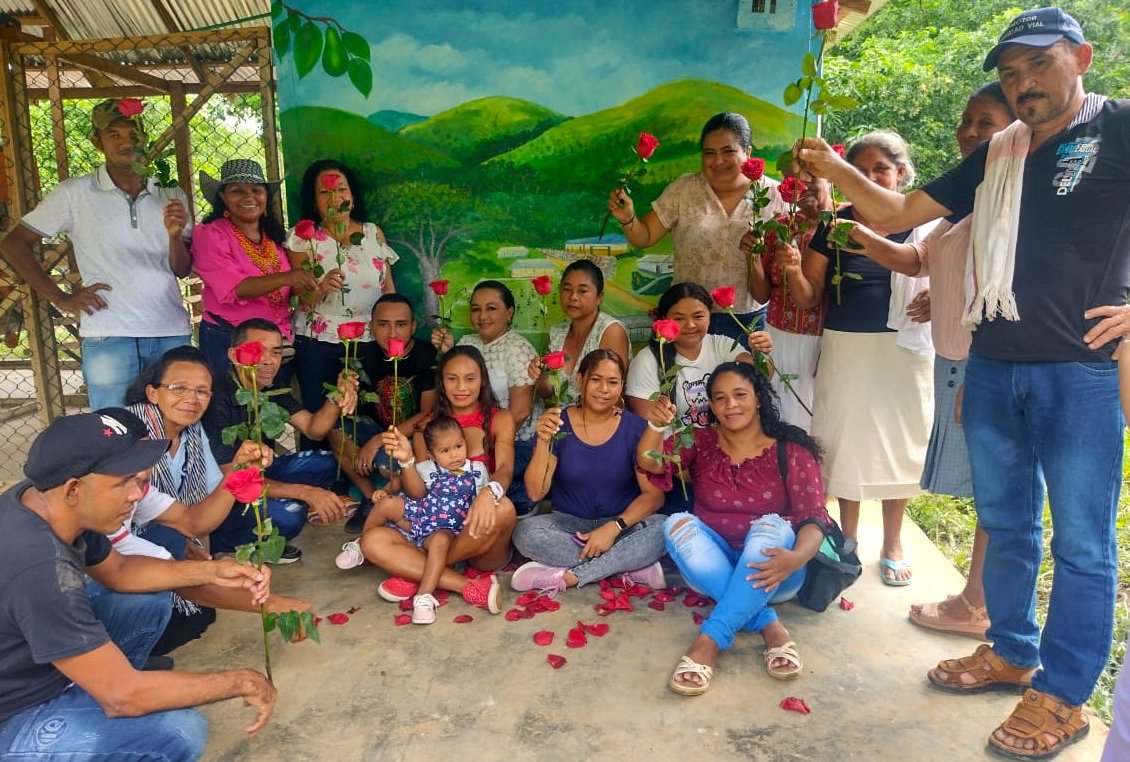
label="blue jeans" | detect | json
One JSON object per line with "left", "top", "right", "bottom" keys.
{"left": 210, "top": 450, "right": 338, "bottom": 553}
{"left": 508, "top": 436, "right": 535, "bottom": 512}
{"left": 0, "top": 587, "right": 207, "bottom": 761}
{"left": 665, "top": 512, "right": 806, "bottom": 651}
{"left": 81, "top": 335, "right": 191, "bottom": 410}
{"left": 964, "top": 353, "right": 1123, "bottom": 706}
{"left": 709, "top": 307, "right": 765, "bottom": 351}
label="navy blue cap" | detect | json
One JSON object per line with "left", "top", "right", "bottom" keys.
{"left": 24, "top": 412, "right": 169, "bottom": 491}
{"left": 983, "top": 7, "right": 1085, "bottom": 71}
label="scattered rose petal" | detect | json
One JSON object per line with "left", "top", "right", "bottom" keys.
{"left": 393, "top": 614, "right": 411, "bottom": 626}
{"left": 566, "top": 627, "right": 588, "bottom": 648}
{"left": 505, "top": 609, "right": 522, "bottom": 621}
{"left": 346, "top": 606, "right": 362, "bottom": 615}
{"left": 691, "top": 612, "right": 705, "bottom": 625}
{"left": 533, "top": 630, "right": 554, "bottom": 646}
{"left": 598, "top": 579, "right": 612, "bottom": 590}
{"left": 516, "top": 591, "right": 539, "bottom": 606}
{"left": 610, "top": 578, "right": 626, "bottom": 589}
{"left": 538, "top": 597, "right": 561, "bottom": 612}
{"left": 839, "top": 597, "right": 854, "bottom": 611}
{"left": 437, "top": 597, "right": 449, "bottom": 607}
{"left": 547, "top": 654, "right": 567, "bottom": 669}
{"left": 398, "top": 598, "right": 413, "bottom": 612}
{"left": 612, "top": 593, "right": 633, "bottom": 612}
{"left": 327, "top": 613, "right": 350, "bottom": 625}
{"left": 453, "top": 614, "right": 473, "bottom": 623}
{"left": 625, "top": 584, "right": 651, "bottom": 598}
{"left": 584, "top": 622, "right": 610, "bottom": 637}
{"left": 433, "top": 590, "right": 450, "bottom": 601}
{"left": 779, "top": 697, "right": 811, "bottom": 715}
{"left": 648, "top": 600, "right": 666, "bottom": 612}
{"left": 595, "top": 603, "right": 614, "bottom": 616}
{"left": 314, "top": 615, "right": 323, "bottom": 627}
{"left": 518, "top": 608, "right": 536, "bottom": 620}
{"left": 599, "top": 588, "right": 617, "bottom": 601}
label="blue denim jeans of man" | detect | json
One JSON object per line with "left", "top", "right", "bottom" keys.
{"left": 665, "top": 512, "right": 806, "bottom": 651}
{"left": 709, "top": 307, "right": 766, "bottom": 352}
{"left": 210, "top": 450, "right": 339, "bottom": 553}
{"left": 0, "top": 586, "right": 207, "bottom": 761}
{"left": 81, "top": 335, "right": 191, "bottom": 410}
{"left": 963, "top": 353, "right": 1123, "bottom": 706}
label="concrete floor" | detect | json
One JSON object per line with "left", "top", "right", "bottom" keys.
{"left": 176, "top": 506, "right": 1110, "bottom": 762}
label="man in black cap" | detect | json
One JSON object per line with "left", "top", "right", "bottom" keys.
{"left": 794, "top": 7, "right": 1126, "bottom": 759}
{"left": 0, "top": 412, "right": 276, "bottom": 760}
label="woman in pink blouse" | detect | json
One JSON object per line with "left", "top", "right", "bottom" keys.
{"left": 193, "top": 160, "right": 318, "bottom": 380}
{"left": 638, "top": 362, "right": 831, "bottom": 696}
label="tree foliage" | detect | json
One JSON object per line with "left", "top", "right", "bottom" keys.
{"left": 825, "top": 0, "right": 1130, "bottom": 183}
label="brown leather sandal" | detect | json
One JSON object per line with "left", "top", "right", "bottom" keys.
{"left": 927, "top": 643, "right": 1035, "bottom": 694}
{"left": 987, "top": 689, "right": 1089, "bottom": 760}
{"left": 908, "top": 593, "right": 990, "bottom": 640}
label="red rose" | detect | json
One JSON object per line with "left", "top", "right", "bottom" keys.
{"left": 741, "top": 158, "right": 766, "bottom": 182}
{"left": 387, "top": 338, "right": 406, "bottom": 359}
{"left": 635, "top": 132, "right": 660, "bottom": 160}
{"left": 831, "top": 143, "right": 846, "bottom": 158}
{"left": 320, "top": 172, "right": 342, "bottom": 191}
{"left": 812, "top": 0, "right": 840, "bottom": 30}
{"left": 429, "top": 279, "right": 450, "bottom": 296}
{"left": 294, "top": 219, "right": 319, "bottom": 241}
{"left": 542, "top": 351, "right": 566, "bottom": 371}
{"left": 117, "top": 98, "right": 144, "bottom": 118}
{"left": 711, "top": 286, "right": 736, "bottom": 309}
{"left": 337, "top": 321, "right": 366, "bottom": 341}
{"left": 531, "top": 275, "right": 554, "bottom": 296}
{"left": 232, "top": 340, "right": 264, "bottom": 367}
{"left": 652, "top": 319, "right": 680, "bottom": 343}
{"left": 224, "top": 467, "right": 265, "bottom": 504}
{"left": 778, "top": 176, "right": 806, "bottom": 204}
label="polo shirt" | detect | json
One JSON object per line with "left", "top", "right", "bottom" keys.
{"left": 20, "top": 165, "right": 192, "bottom": 338}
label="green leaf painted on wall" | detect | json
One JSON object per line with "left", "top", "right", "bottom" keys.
{"left": 294, "top": 22, "right": 323, "bottom": 78}
{"left": 347, "top": 58, "right": 373, "bottom": 98}
{"left": 343, "top": 31, "right": 370, "bottom": 62}
{"left": 273, "top": 20, "right": 291, "bottom": 57}
{"left": 322, "top": 27, "right": 349, "bottom": 77}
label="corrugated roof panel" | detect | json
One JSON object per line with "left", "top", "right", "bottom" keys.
{"left": 0, "top": 0, "right": 269, "bottom": 39}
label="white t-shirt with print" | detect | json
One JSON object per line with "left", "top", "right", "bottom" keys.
{"left": 625, "top": 333, "right": 744, "bottom": 428}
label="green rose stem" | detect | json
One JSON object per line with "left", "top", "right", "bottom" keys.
{"left": 335, "top": 338, "right": 353, "bottom": 480}
{"left": 654, "top": 337, "right": 689, "bottom": 500}
{"left": 723, "top": 309, "right": 813, "bottom": 418}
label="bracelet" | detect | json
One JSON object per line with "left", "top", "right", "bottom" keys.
{"left": 487, "top": 480, "right": 505, "bottom": 503}
{"left": 397, "top": 456, "right": 416, "bottom": 469}
{"left": 647, "top": 421, "right": 669, "bottom": 434}
{"left": 618, "top": 215, "right": 636, "bottom": 227}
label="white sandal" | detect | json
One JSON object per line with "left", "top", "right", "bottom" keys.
{"left": 669, "top": 655, "right": 714, "bottom": 696}
{"left": 764, "top": 640, "right": 803, "bottom": 680}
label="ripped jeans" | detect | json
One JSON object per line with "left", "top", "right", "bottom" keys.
{"left": 664, "top": 512, "right": 806, "bottom": 651}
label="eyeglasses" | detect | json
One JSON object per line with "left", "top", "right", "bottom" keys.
{"left": 156, "top": 384, "right": 213, "bottom": 400}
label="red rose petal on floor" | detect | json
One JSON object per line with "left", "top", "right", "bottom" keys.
{"left": 437, "top": 597, "right": 449, "bottom": 607}
{"left": 314, "top": 615, "right": 323, "bottom": 627}
{"left": 518, "top": 608, "right": 536, "bottom": 620}
{"left": 779, "top": 697, "right": 811, "bottom": 715}
{"left": 538, "top": 597, "right": 561, "bottom": 612}
{"left": 533, "top": 630, "right": 554, "bottom": 646}
{"left": 346, "top": 606, "right": 362, "bottom": 614}
{"left": 584, "top": 622, "right": 610, "bottom": 637}
{"left": 566, "top": 627, "right": 588, "bottom": 648}
{"left": 398, "top": 598, "right": 413, "bottom": 612}
{"left": 453, "top": 614, "right": 473, "bottom": 623}
{"left": 547, "top": 654, "right": 567, "bottom": 669}
{"left": 839, "top": 597, "right": 854, "bottom": 611}
{"left": 626, "top": 584, "right": 651, "bottom": 598}
{"left": 599, "top": 588, "right": 616, "bottom": 601}
{"left": 433, "top": 590, "right": 450, "bottom": 601}
{"left": 648, "top": 599, "right": 666, "bottom": 612}
{"left": 691, "top": 612, "right": 705, "bottom": 625}
{"left": 516, "top": 591, "right": 539, "bottom": 606}
{"left": 595, "top": 603, "right": 614, "bottom": 616}
{"left": 504, "top": 609, "right": 522, "bottom": 621}
{"left": 612, "top": 593, "right": 633, "bottom": 612}
{"left": 327, "top": 612, "right": 350, "bottom": 625}
{"left": 610, "top": 578, "right": 626, "bottom": 589}
{"left": 598, "top": 579, "right": 612, "bottom": 590}
{"left": 393, "top": 614, "right": 411, "bottom": 626}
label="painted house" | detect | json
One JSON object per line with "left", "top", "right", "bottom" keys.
{"left": 496, "top": 246, "right": 529, "bottom": 259}
{"left": 632, "top": 253, "right": 675, "bottom": 296}
{"left": 564, "top": 235, "right": 630, "bottom": 258}
{"left": 508, "top": 258, "right": 557, "bottom": 278}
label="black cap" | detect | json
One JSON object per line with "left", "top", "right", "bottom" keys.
{"left": 24, "top": 412, "right": 170, "bottom": 491}
{"left": 983, "top": 7, "right": 1085, "bottom": 71}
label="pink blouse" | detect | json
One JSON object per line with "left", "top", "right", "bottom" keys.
{"left": 192, "top": 219, "right": 293, "bottom": 338}
{"left": 649, "top": 427, "right": 831, "bottom": 548}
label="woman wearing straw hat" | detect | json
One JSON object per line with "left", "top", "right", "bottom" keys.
{"left": 193, "top": 159, "right": 319, "bottom": 379}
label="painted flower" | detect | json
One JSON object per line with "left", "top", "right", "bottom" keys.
{"left": 387, "top": 338, "right": 406, "bottom": 358}
{"left": 741, "top": 157, "right": 766, "bottom": 182}
{"left": 320, "top": 172, "right": 342, "bottom": 190}
{"left": 117, "top": 98, "right": 144, "bottom": 118}
{"left": 812, "top": 0, "right": 839, "bottom": 30}
{"left": 337, "top": 321, "right": 366, "bottom": 341}
{"left": 294, "top": 219, "right": 319, "bottom": 240}
{"left": 778, "top": 176, "right": 807, "bottom": 204}
{"left": 232, "top": 340, "right": 264, "bottom": 367}
{"left": 224, "top": 467, "right": 265, "bottom": 503}
{"left": 531, "top": 275, "right": 554, "bottom": 296}
{"left": 429, "top": 279, "right": 450, "bottom": 296}
{"left": 711, "top": 287, "right": 736, "bottom": 309}
{"left": 542, "top": 351, "right": 566, "bottom": 371}
{"left": 652, "top": 319, "right": 680, "bottom": 343}
{"left": 635, "top": 132, "right": 660, "bottom": 160}
{"left": 831, "top": 143, "right": 846, "bottom": 158}
{"left": 372, "top": 258, "right": 384, "bottom": 272}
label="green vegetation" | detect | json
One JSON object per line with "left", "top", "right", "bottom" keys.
{"left": 399, "top": 96, "right": 568, "bottom": 165}
{"left": 367, "top": 109, "right": 427, "bottom": 132}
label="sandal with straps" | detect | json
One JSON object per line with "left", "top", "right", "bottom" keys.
{"left": 987, "top": 689, "right": 1089, "bottom": 760}
{"left": 928, "top": 643, "right": 1035, "bottom": 695}
{"left": 764, "top": 640, "right": 803, "bottom": 680}
{"left": 669, "top": 655, "right": 714, "bottom": 697}
{"left": 909, "top": 593, "right": 990, "bottom": 640}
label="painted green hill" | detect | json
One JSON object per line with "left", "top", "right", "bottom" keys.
{"left": 368, "top": 109, "right": 427, "bottom": 133}
{"left": 399, "top": 96, "right": 569, "bottom": 165}
{"left": 486, "top": 78, "right": 802, "bottom": 188}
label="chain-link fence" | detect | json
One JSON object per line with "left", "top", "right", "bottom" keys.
{"left": 0, "top": 27, "right": 279, "bottom": 486}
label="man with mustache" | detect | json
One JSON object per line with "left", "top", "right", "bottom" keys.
{"left": 794, "top": 8, "right": 1127, "bottom": 759}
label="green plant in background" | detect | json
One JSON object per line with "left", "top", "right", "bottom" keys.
{"left": 271, "top": 1, "right": 374, "bottom": 98}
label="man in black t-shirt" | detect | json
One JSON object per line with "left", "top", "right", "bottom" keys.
{"left": 203, "top": 319, "right": 359, "bottom": 560}
{"left": 0, "top": 412, "right": 276, "bottom": 758}
{"left": 795, "top": 8, "right": 1125, "bottom": 758}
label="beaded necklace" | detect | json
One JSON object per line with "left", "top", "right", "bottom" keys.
{"left": 230, "top": 220, "right": 286, "bottom": 308}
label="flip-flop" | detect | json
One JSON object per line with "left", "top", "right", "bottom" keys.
{"left": 669, "top": 655, "right": 714, "bottom": 696}
{"left": 764, "top": 640, "right": 803, "bottom": 680}
{"left": 880, "top": 556, "right": 912, "bottom": 586}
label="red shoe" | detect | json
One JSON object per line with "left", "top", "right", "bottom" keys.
{"left": 461, "top": 575, "right": 502, "bottom": 614}
{"left": 378, "top": 576, "right": 419, "bottom": 602}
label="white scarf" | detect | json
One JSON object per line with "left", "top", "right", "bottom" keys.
{"left": 887, "top": 220, "right": 938, "bottom": 356}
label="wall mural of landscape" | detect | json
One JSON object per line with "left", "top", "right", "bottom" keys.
{"left": 274, "top": 0, "right": 811, "bottom": 345}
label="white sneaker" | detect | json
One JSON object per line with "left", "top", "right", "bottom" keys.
{"left": 412, "top": 593, "right": 439, "bottom": 624}
{"left": 335, "top": 540, "right": 364, "bottom": 570}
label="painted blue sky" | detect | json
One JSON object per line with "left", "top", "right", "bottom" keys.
{"left": 277, "top": 0, "right": 816, "bottom": 117}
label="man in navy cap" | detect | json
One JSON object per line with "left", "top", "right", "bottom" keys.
{"left": 794, "top": 7, "right": 1126, "bottom": 759}
{"left": 0, "top": 412, "right": 277, "bottom": 760}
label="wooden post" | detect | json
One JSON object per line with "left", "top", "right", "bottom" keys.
{"left": 168, "top": 81, "right": 195, "bottom": 217}
{"left": 257, "top": 32, "right": 284, "bottom": 221}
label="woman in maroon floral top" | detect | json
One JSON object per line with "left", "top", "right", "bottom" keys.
{"left": 638, "top": 362, "right": 831, "bottom": 695}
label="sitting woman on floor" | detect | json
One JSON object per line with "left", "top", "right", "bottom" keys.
{"left": 638, "top": 362, "right": 831, "bottom": 695}
{"left": 511, "top": 348, "right": 666, "bottom": 593}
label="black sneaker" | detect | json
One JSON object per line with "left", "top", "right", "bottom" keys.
{"left": 344, "top": 499, "right": 372, "bottom": 535}
{"left": 268, "top": 544, "right": 302, "bottom": 565}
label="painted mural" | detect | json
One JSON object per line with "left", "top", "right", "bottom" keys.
{"left": 273, "top": 0, "right": 813, "bottom": 347}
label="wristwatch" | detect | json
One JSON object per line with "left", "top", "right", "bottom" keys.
{"left": 614, "top": 517, "right": 628, "bottom": 533}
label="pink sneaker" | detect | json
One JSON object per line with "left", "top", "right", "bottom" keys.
{"left": 509, "top": 561, "right": 567, "bottom": 594}
{"left": 378, "top": 576, "right": 419, "bottom": 602}
{"left": 461, "top": 575, "right": 502, "bottom": 614}
{"left": 622, "top": 561, "right": 666, "bottom": 590}
{"left": 335, "top": 540, "right": 365, "bottom": 570}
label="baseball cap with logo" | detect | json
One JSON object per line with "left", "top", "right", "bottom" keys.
{"left": 983, "top": 7, "right": 1085, "bottom": 71}
{"left": 24, "top": 412, "right": 170, "bottom": 491}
